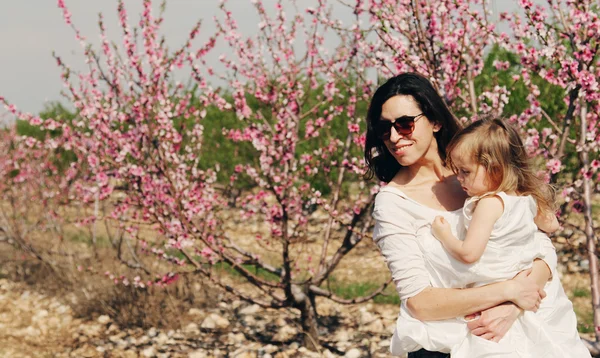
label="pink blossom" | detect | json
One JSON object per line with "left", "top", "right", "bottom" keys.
{"left": 546, "top": 159, "right": 561, "bottom": 174}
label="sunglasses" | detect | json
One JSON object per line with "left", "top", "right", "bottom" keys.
{"left": 376, "top": 113, "right": 424, "bottom": 140}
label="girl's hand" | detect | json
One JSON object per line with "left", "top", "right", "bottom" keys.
{"left": 507, "top": 269, "right": 546, "bottom": 311}
{"left": 431, "top": 216, "right": 452, "bottom": 241}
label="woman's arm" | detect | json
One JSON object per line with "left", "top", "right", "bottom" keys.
{"left": 407, "top": 267, "right": 544, "bottom": 321}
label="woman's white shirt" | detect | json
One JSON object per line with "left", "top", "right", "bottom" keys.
{"left": 372, "top": 186, "right": 557, "bottom": 299}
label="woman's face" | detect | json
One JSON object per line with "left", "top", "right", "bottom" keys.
{"left": 380, "top": 95, "right": 440, "bottom": 167}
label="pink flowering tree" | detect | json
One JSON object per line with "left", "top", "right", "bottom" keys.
{"left": 0, "top": 121, "right": 76, "bottom": 269}
{"left": 0, "top": 0, "right": 393, "bottom": 350}
{"left": 198, "top": 1, "right": 391, "bottom": 349}
{"left": 502, "top": 0, "right": 600, "bottom": 351}
{"left": 358, "top": 0, "right": 496, "bottom": 116}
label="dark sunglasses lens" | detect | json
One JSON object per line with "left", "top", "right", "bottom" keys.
{"left": 376, "top": 116, "right": 417, "bottom": 139}
{"left": 377, "top": 122, "right": 393, "bottom": 139}
{"left": 394, "top": 120, "right": 414, "bottom": 134}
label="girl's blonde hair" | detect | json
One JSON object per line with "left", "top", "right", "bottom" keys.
{"left": 446, "top": 118, "right": 556, "bottom": 215}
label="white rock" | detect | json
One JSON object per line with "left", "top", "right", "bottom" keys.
{"left": 322, "top": 350, "right": 337, "bottom": 358}
{"left": 188, "top": 350, "right": 208, "bottom": 358}
{"left": 154, "top": 332, "right": 169, "bottom": 345}
{"left": 230, "top": 349, "right": 257, "bottom": 358}
{"left": 201, "top": 316, "right": 216, "bottom": 330}
{"left": 273, "top": 325, "right": 298, "bottom": 341}
{"left": 80, "top": 324, "right": 102, "bottom": 337}
{"left": 97, "top": 315, "right": 111, "bottom": 325}
{"left": 362, "top": 318, "right": 385, "bottom": 333}
{"left": 232, "top": 300, "right": 244, "bottom": 309}
{"left": 239, "top": 304, "right": 260, "bottom": 315}
{"left": 359, "top": 310, "right": 376, "bottom": 325}
{"left": 201, "top": 313, "right": 230, "bottom": 330}
{"left": 142, "top": 346, "right": 156, "bottom": 358}
{"left": 188, "top": 308, "right": 203, "bottom": 316}
{"left": 378, "top": 340, "right": 390, "bottom": 347}
{"left": 229, "top": 332, "right": 246, "bottom": 344}
{"left": 262, "top": 344, "right": 278, "bottom": 353}
{"left": 34, "top": 309, "right": 49, "bottom": 320}
{"left": 147, "top": 327, "right": 158, "bottom": 337}
{"left": 344, "top": 348, "right": 362, "bottom": 358}
{"left": 274, "top": 317, "right": 287, "bottom": 326}
{"left": 185, "top": 323, "right": 200, "bottom": 335}
{"left": 137, "top": 335, "right": 151, "bottom": 345}
{"left": 334, "top": 329, "right": 353, "bottom": 342}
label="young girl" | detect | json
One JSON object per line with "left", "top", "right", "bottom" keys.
{"left": 424, "top": 118, "right": 590, "bottom": 357}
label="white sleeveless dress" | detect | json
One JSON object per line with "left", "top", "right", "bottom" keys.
{"left": 372, "top": 187, "right": 590, "bottom": 358}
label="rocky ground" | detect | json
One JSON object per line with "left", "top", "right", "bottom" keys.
{"left": 0, "top": 278, "right": 400, "bottom": 358}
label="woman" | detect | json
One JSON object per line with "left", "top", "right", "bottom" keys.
{"left": 365, "top": 73, "right": 556, "bottom": 357}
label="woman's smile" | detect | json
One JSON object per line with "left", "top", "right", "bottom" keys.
{"left": 390, "top": 142, "right": 414, "bottom": 154}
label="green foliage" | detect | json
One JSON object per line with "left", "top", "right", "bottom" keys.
{"left": 195, "top": 103, "right": 258, "bottom": 189}
{"left": 17, "top": 102, "right": 75, "bottom": 140}
{"left": 15, "top": 102, "right": 78, "bottom": 174}
{"left": 475, "top": 45, "right": 567, "bottom": 119}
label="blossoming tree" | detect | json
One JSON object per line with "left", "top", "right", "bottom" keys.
{"left": 1, "top": 0, "right": 392, "bottom": 350}
{"left": 504, "top": 0, "right": 600, "bottom": 351}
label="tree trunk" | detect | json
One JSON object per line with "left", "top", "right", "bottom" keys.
{"left": 579, "top": 102, "right": 600, "bottom": 344}
{"left": 299, "top": 293, "right": 320, "bottom": 351}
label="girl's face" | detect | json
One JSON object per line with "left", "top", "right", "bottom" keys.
{"left": 380, "top": 95, "right": 440, "bottom": 167}
{"left": 450, "top": 150, "right": 493, "bottom": 196}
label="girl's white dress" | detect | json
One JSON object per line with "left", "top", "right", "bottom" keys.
{"left": 372, "top": 186, "right": 590, "bottom": 358}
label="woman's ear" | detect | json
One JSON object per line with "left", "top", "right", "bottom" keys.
{"left": 433, "top": 123, "right": 442, "bottom": 133}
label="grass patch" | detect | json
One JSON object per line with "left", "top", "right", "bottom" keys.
{"left": 213, "top": 262, "right": 280, "bottom": 282}
{"left": 572, "top": 287, "right": 591, "bottom": 298}
{"left": 575, "top": 308, "right": 595, "bottom": 334}
{"left": 324, "top": 278, "right": 400, "bottom": 305}
{"left": 209, "top": 264, "right": 400, "bottom": 305}
{"left": 67, "top": 232, "right": 111, "bottom": 247}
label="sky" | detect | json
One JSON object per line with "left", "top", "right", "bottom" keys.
{"left": 0, "top": 0, "right": 543, "bottom": 117}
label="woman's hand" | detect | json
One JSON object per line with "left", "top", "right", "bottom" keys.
{"left": 507, "top": 269, "right": 546, "bottom": 311}
{"left": 431, "top": 216, "right": 452, "bottom": 241}
{"left": 466, "top": 302, "right": 522, "bottom": 342}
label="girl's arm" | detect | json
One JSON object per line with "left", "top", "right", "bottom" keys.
{"left": 534, "top": 210, "right": 560, "bottom": 233}
{"left": 432, "top": 196, "right": 504, "bottom": 264}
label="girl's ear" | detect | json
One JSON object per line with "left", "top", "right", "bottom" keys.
{"left": 433, "top": 123, "right": 442, "bottom": 133}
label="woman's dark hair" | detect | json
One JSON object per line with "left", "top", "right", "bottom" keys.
{"left": 364, "top": 73, "right": 462, "bottom": 182}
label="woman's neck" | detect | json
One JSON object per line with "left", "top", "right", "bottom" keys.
{"left": 399, "top": 154, "right": 451, "bottom": 186}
